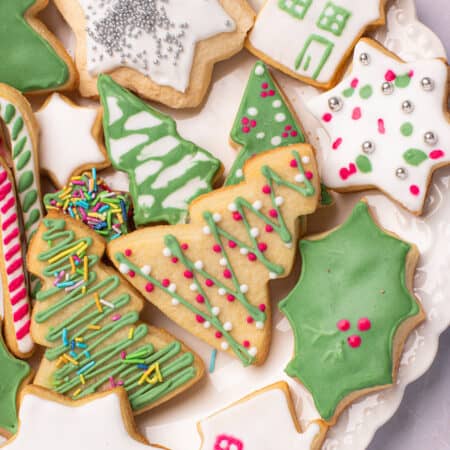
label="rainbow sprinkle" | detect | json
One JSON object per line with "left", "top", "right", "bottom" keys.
{"left": 44, "top": 169, "right": 131, "bottom": 241}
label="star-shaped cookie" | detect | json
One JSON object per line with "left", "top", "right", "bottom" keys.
{"left": 2, "top": 386, "right": 160, "bottom": 449}
{"left": 307, "top": 38, "right": 450, "bottom": 215}
{"left": 0, "top": 0, "right": 76, "bottom": 93}
{"left": 35, "top": 94, "right": 109, "bottom": 188}
{"left": 279, "top": 200, "right": 425, "bottom": 424}
{"left": 52, "top": 0, "right": 254, "bottom": 107}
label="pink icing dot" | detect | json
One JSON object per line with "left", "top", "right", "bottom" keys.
{"left": 196, "top": 294, "right": 205, "bottom": 303}
{"left": 268, "top": 90, "right": 275, "bottom": 96}
{"left": 269, "top": 209, "right": 278, "bottom": 218}
{"left": 337, "top": 319, "right": 350, "bottom": 332}
{"left": 285, "top": 125, "right": 292, "bottom": 131}
{"left": 196, "top": 315, "right": 205, "bottom": 323}
{"left": 184, "top": 270, "right": 193, "bottom": 279}
{"left": 358, "top": 317, "right": 372, "bottom": 332}
{"left": 215, "top": 331, "right": 223, "bottom": 339}
{"left": 282, "top": 132, "right": 289, "bottom": 138}
{"left": 223, "top": 269, "right": 232, "bottom": 279}
{"left": 322, "top": 113, "right": 333, "bottom": 122}
{"left": 233, "top": 212, "right": 242, "bottom": 221}
{"left": 352, "top": 107, "right": 362, "bottom": 120}
{"left": 248, "top": 253, "right": 257, "bottom": 262}
{"left": 259, "top": 304, "right": 266, "bottom": 312}
{"left": 250, "top": 120, "right": 257, "bottom": 128}
{"left": 243, "top": 340, "right": 250, "bottom": 348}
{"left": 410, "top": 185, "right": 420, "bottom": 196}
{"left": 242, "top": 126, "right": 250, "bottom": 133}
{"left": 258, "top": 242, "right": 268, "bottom": 252}
{"left": 205, "top": 279, "right": 214, "bottom": 287}
{"left": 162, "top": 279, "right": 170, "bottom": 287}
{"left": 348, "top": 335, "right": 362, "bottom": 348}
{"left": 145, "top": 282, "right": 154, "bottom": 292}
{"left": 261, "top": 91, "right": 268, "bottom": 98}
{"left": 246, "top": 316, "right": 254, "bottom": 324}
{"left": 290, "top": 159, "right": 298, "bottom": 168}
{"left": 378, "top": 118, "right": 386, "bottom": 134}
{"left": 228, "top": 240, "right": 237, "bottom": 248}
{"left": 242, "top": 117, "right": 249, "bottom": 125}
{"left": 227, "top": 294, "right": 235, "bottom": 302}
{"left": 262, "top": 185, "right": 271, "bottom": 194}
{"left": 408, "top": 70, "right": 414, "bottom": 78}
{"left": 124, "top": 249, "right": 132, "bottom": 257}
{"left": 291, "top": 131, "right": 298, "bottom": 137}
{"left": 351, "top": 78, "right": 359, "bottom": 88}
{"left": 212, "top": 244, "right": 221, "bottom": 253}
{"left": 181, "top": 243, "right": 189, "bottom": 250}
{"left": 171, "top": 257, "right": 178, "bottom": 263}
{"left": 430, "top": 149, "right": 444, "bottom": 159}
{"left": 265, "top": 224, "right": 274, "bottom": 233}
{"left": 332, "top": 137, "right": 343, "bottom": 150}
{"left": 305, "top": 171, "right": 313, "bottom": 180}
{"left": 385, "top": 70, "right": 396, "bottom": 82}
{"left": 262, "top": 82, "right": 269, "bottom": 89}
{"left": 128, "top": 271, "right": 135, "bottom": 278}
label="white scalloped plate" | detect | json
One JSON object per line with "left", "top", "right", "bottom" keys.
{"left": 9, "top": 1, "right": 449, "bottom": 449}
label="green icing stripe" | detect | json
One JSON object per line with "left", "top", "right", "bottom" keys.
{"left": 4, "top": 104, "right": 15, "bottom": 123}
{"left": 17, "top": 171, "right": 34, "bottom": 193}
{"left": 12, "top": 138, "right": 26, "bottom": 158}
{"left": 16, "top": 150, "right": 31, "bottom": 171}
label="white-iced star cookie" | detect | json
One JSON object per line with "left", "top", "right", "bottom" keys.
{"left": 35, "top": 93, "right": 109, "bottom": 188}
{"left": 2, "top": 386, "right": 160, "bottom": 449}
{"left": 307, "top": 38, "right": 450, "bottom": 215}
{"left": 52, "top": 0, "right": 255, "bottom": 108}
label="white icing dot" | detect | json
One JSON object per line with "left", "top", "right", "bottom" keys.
{"left": 223, "top": 321, "right": 233, "bottom": 331}
{"left": 194, "top": 260, "right": 204, "bottom": 270}
{"left": 275, "top": 113, "right": 286, "bottom": 122}
{"left": 254, "top": 65, "right": 265, "bottom": 76}
{"left": 285, "top": 242, "right": 293, "bottom": 249}
{"left": 269, "top": 272, "right": 277, "bottom": 280}
{"left": 256, "top": 132, "right": 265, "bottom": 140}
{"left": 168, "top": 283, "right": 176, "bottom": 293}
{"left": 219, "top": 257, "right": 227, "bottom": 266}
{"left": 221, "top": 342, "right": 229, "bottom": 350}
{"left": 252, "top": 200, "right": 262, "bottom": 210}
{"left": 230, "top": 445, "right": 239, "bottom": 450}
{"left": 240, "top": 248, "right": 249, "bottom": 255}
{"left": 235, "top": 169, "right": 243, "bottom": 178}
{"left": 162, "top": 247, "right": 172, "bottom": 257}
{"left": 295, "top": 174, "right": 305, "bottom": 183}
{"left": 248, "top": 347, "right": 258, "bottom": 357}
{"left": 119, "top": 263, "right": 130, "bottom": 274}
{"left": 189, "top": 283, "right": 197, "bottom": 291}
{"left": 247, "top": 107, "right": 258, "bottom": 116}
{"left": 228, "top": 202, "right": 238, "bottom": 212}
{"left": 250, "top": 227, "right": 259, "bottom": 238}
{"left": 141, "top": 265, "right": 151, "bottom": 275}
{"left": 271, "top": 136, "right": 282, "bottom": 146}
{"left": 203, "top": 226, "right": 211, "bottom": 235}
{"left": 275, "top": 196, "right": 284, "bottom": 206}
{"left": 302, "top": 156, "right": 310, "bottom": 164}
{"left": 171, "top": 298, "right": 179, "bottom": 306}
{"left": 272, "top": 99, "right": 282, "bottom": 108}
{"left": 203, "top": 321, "right": 211, "bottom": 329}
{"left": 256, "top": 321, "right": 264, "bottom": 329}
{"left": 240, "top": 284, "right": 249, "bottom": 293}
{"left": 218, "top": 288, "right": 226, "bottom": 296}
{"left": 212, "top": 306, "right": 220, "bottom": 316}
{"left": 213, "top": 213, "right": 222, "bottom": 223}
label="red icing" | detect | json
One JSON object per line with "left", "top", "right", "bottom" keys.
{"left": 243, "top": 340, "right": 250, "bottom": 348}
{"left": 242, "top": 126, "right": 250, "bottom": 133}
{"left": 269, "top": 209, "right": 278, "bottom": 218}
{"left": 352, "top": 107, "right": 362, "bottom": 120}
{"left": 223, "top": 269, "right": 232, "bottom": 279}
{"left": 183, "top": 270, "right": 193, "bottom": 279}
{"left": 248, "top": 253, "right": 257, "bottom": 261}
{"left": 171, "top": 257, "right": 178, "bottom": 263}
{"left": 408, "top": 70, "right": 414, "bottom": 78}
{"left": 305, "top": 171, "right": 313, "bottom": 180}
{"left": 233, "top": 212, "right": 242, "bottom": 221}
{"left": 291, "top": 130, "right": 298, "bottom": 137}
{"left": 262, "top": 185, "right": 271, "bottom": 194}
{"left": 259, "top": 304, "right": 266, "bottom": 312}
{"left": 162, "top": 279, "right": 170, "bottom": 287}
{"left": 262, "top": 82, "right": 269, "bottom": 89}
{"left": 265, "top": 224, "right": 274, "bottom": 233}
{"left": 285, "top": 125, "right": 292, "bottom": 131}
{"left": 128, "top": 270, "right": 135, "bottom": 278}
{"left": 348, "top": 335, "right": 362, "bottom": 348}
{"left": 205, "top": 279, "right": 214, "bottom": 287}
{"left": 430, "top": 149, "right": 444, "bottom": 159}
{"left": 385, "top": 70, "right": 396, "bottom": 81}
{"left": 246, "top": 316, "right": 254, "bottom": 324}
{"left": 227, "top": 294, "right": 235, "bottom": 302}
{"left": 350, "top": 78, "right": 359, "bottom": 88}
{"left": 124, "top": 249, "right": 132, "bottom": 257}
{"left": 378, "top": 118, "right": 386, "bottom": 134}
{"left": 145, "top": 282, "right": 154, "bottom": 292}
{"left": 322, "top": 113, "right": 333, "bottom": 123}
{"left": 181, "top": 243, "right": 189, "bottom": 250}
{"left": 242, "top": 117, "right": 249, "bottom": 125}
{"left": 196, "top": 294, "right": 205, "bottom": 303}
{"left": 215, "top": 331, "right": 222, "bottom": 338}
{"left": 212, "top": 244, "right": 221, "bottom": 253}
{"left": 337, "top": 319, "right": 350, "bottom": 332}
{"left": 410, "top": 185, "right": 420, "bottom": 196}
{"left": 214, "top": 435, "right": 243, "bottom": 450}
{"left": 228, "top": 240, "right": 237, "bottom": 248}
{"left": 339, "top": 163, "right": 357, "bottom": 181}
{"left": 196, "top": 315, "right": 205, "bottom": 323}
{"left": 258, "top": 242, "right": 267, "bottom": 252}
{"left": 332, "top": 138, "right": 343, "bottom": 150}
{"left": 290, "top": 159, "right": 298, "bottom": 168}
{"left": 358, "top": 317, "right": 372, "bottom": 331}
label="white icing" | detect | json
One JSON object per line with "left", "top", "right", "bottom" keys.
{"left": 138, "top": 195, "right": 155, "bottom": 209}
{"left": 5, "top": 391, "right": 158, "bottom": 449}
{"left": 135, "top": 161, "right": 163, "bottom": 184}
{"left": 110, "top": 134, "right": 148, "bottom": 164}
{"left": 249, "top": 0, "right": 382, "bottom": 84}
{"left": 107, "top": 96, "right": 123, "bottom": 125}
{"left": 80, "top": 0, "right": 236, "bottom": 92}
{"left": 35, "top": 94, "right": 106, "bottom": 186}
{"left": 137, "top": 136, "right": 180, "bottom": 161}
{"left": 307, "top": 40, "right": 450, "bottom": 213}
{"left": 162, "top": 177, "right": 208, "bottom": 209}
{"left": 125, "top": 111, "right": 162, "bottom": 131}
{"left": 199, "top": 388, "right": 321, "bottom": 450}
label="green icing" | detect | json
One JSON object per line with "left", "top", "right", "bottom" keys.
{"left": 400, "top": 122, "right": 414, "bottom": 137}
{"left": 226, "top": 61, "right": 305, "bottom": 186}
{"left": 0, "top": 332, "right": 30, "bottom": 435}
{"left": 98, "top": 74, "right": 221, "bottom": 227}
{"left": 359, "top": 85, "right": 373, "bottom": 99}
{"left": 395, "top": 73, "right": 412, "bottom": 88}
{"left": 17, "top": 171, "right": 34, "bottom": 193}
{"left": 343, "top": 87, "right": 355, "bottom": 98}
{"left": 0, "top": 0, "right": 69, "bottom": 91}
{"left": 279, "top": 202, "right": 421, "bottom": 421}
{"left": 34, "top": 218, "right": 197, "bottom": 410}
{"left": 403, "top": 148, "right": 428, "bottom": 166}
{"left": 355, "top": 154, "right": 372, "bottom": 173}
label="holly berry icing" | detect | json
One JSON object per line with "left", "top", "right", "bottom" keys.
{"left": 279, "top": 201, "right": 424, "bottom": 422}
{"left": 226, "top": 61, "right": 305, "bottom": 185}
{"left": 98, "top": 74, "right": 222, "bottom": 226}
{"left": 108, "top": 146, "right": 319, "bottom": 366}
{"left": 307, "top": 38, "right": 450, "bottom": 215}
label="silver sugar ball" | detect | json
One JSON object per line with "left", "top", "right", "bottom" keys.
{"left": 421, "top": 77, "right": 434, "bottom": 91}
{"left": 359, "top": 52, "right": 371, "bottom": 65}
{"left": 396, "top": 167, "right": 408, "bottom": 179}
{"left": 362, "top": 140, "right": 375, "bottom": 154}
{"left": 381, "top": 81, "right": 394, "bottom": 95}
{"left": 401, "top": 100, "right": 414, "bottom": 114}
{"left": 424, "top": 131, "right": 438, "bottom": 146}
{"left": 328, "top": 96, "right": 343, "bottom": 112}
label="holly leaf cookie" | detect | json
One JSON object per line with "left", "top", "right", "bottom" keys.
{"left": 2, "top": 386, "right": 162, "bottom": 449}
{"left": 29, "top": 213, "right": 204, "bottom": 415}
{"left": 98, "top": 74, "right": 223, "bottom": 227}
{"left": 246, "top": 0, "right": 387, "bottom": 89}
{"left": 0, "top": 324, "right": 32, "bottom": 439}
{"left": 279, "top": 200, "right": 425, "bottom": 424}
{"left": 198, "top": 382, "right": 327, "bottom": 450}
{"left": 52, "top": 0, "right": 254, "bottom": 108}
{"left": 0, "top": 0, "right": 76, "bottom": 93}
{"left": 35, "top": 94, "right": 110, "bottom": 188}
{"left": 107, "top": 145, "right": 320, "bottom": 366}
{"left": 307, "top": 38, "right": 450, "bottom": 215}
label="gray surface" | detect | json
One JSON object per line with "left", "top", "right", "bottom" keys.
{"left": 369, "top": 2, "right": 449, "bottom": 449}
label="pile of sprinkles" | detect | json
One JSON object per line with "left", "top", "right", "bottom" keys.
{"left": 44, "top": 169, "right": 131, "bottom": 241}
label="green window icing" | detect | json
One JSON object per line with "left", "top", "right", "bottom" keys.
{"left": 278, "top": 0, "right": 313, "bottom": 20}
{"left": 0, "top": 0, "right": 69, "bottom": 91}
{"left": 316, "top": 2, "right": 352, "bottom": 37}
{"left": 98, "top": 74, "right": 221, "bottom": 227}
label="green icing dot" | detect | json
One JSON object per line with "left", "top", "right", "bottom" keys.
{"left": 25, "top": 208, "right": 41, "bottom": 230}
{"left": 13, "top": 138, "right": 27, "bottom": 158}
{"left": 4, "top": 104, "right": 16, "bottom": 124}
{"left": 12, "top": 117, "right": 23, "bottom": 140}
{"left": 16, "top": 150, "right": 31, "bottom": 171}
{"left": 356, "top": 155, "right": 372, "bottom": 173}
{"left": 400, "top": 122, "right": 413, "bottom": 137}
{"left": 359, "top": 85, "right": 373, "bottom": 99}
{"left": 22, "top": 190, "right": 38, "bottom": 213}
{"left": 17, "top": 171, "right": 34, "bottom": 193}
{"left": 395, "top": 74, "right": 411, "bottom": 88}
{"left": 343, "top": 87, "right": 355, "bottom": 98}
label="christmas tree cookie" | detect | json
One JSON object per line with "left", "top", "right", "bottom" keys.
{"left": 98, "top": 74, "right": 222, "bottom": 227}
{"left": 0, "top": 325, "right": 31, "bottom": 438}
{"left": 307, "top": 38, "right": 450, "bottom": 215}
{"left": 29, "top": 213, "right": 204, "bottom": 414}
{"left": 226, "top": 61, "right": 305, "bottom": 186}
{"left": 107, "top": 145, "right": 320, "bottom": 366}
{"left": 279, "top": 200, "right": 425, "bottom": 424}
{"left": 0, "top": 0, "right": 76, "bottom": 93}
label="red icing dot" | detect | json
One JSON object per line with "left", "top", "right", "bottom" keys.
{"left": 347, "top": 335, "right": 362, "bottom": 348}
{"left": 124, "top": 249, "right": 132, "bottom": 257}
{"left": 243, "top": 340, "right": 250, "bottom": 348}
{"left": 262, "top": 82, "right": 269, "bottom": 89}
{"left": 268, "top": 90, "right": 275, "bottom": 96}
{"left": 285, "top": 125, "right": 292, "bottom": 131}
{"left": 350, "top": 78, "right": 359, "bottom": 88}
{"left": 196, "top": 294, "right": 205, "bottom": 303}
{"left": 378, "top": 118, "right": 386, "bottom": 135}
{"left": 242, "top": 117, "right": 249, "bottom": 125}
{"left": 128, "top": 271, "right": 135, "bottom": 278}
{"left": 233, "top": 212, "right": 243, "bottom": 221}
{"left": 337, "top": 319, "right": 350, "bottom": 332}
{"left": 162, "top": 279, "right": 170, "bottom": 287}
{"left": 227, "top": 294, "right": 235, "bottom": 302}
{"left": 145, "top": 282, "right": 154, "bottom": 292}
{"left": 223, "top": 269, "right": 232, "bottom": 279}
{"left": 385, "top": 70, "right": 396, "bottom": 82}
{"left": 305, "top": 171, "right": 313, "bottom": 180}
{"left": 410, "top": 185, "right": 420, "bottom": 196}
{"left": 246, "top": 316, "right": 254, "bottom": 324}
{"left": 205, "top": 279, "right": 214, "bottom": 287}
{"left": 242, "top": 126, "right": 250, "bottom": 133}
{"left": 181, "top": 243, "right": 189, "bottom": 250}
{"left": 332, "top": 137, "right": 343, "bottom": 150}
{"left": 269, "top": 209, "right": 278, "bottom": 218}
{"left": 250, "top": 120, "right": 257, "bottom": 128}
{"left": 258, "top": 242, "right": 268, "bottom": 252}
{"left": 358, "top": 317, "right": 372, "bottom": 332}
{"left": 430, "top": 149, "right": 444, "bottom": 159}
{"left": 215, "top": 331, "right": 223, "bottom": 339}
{"left": 408, "top": 70, "right": 414, "bottom": 78}
{"left": 228, "top": 240, "right": 237, "bottom": 248}
{"left": 212, "top": 244, "right": 222, "bottom": 253}
{"left": 265, "top": 224, "right": 274, "bottom": 233}
{"left": 262, "top": 185, "right": 271, "bottom": 194}
{"left": 290, "top": 159, "right": 298, "bottom": 168}
{"left": 290, "top": 131, "right": 298, "bottom": 137}
{"left": 352, "top": 107, "right": 362, "bottom": 120}
{"left": 184, "top": 270, "right": 193, "bottom": 279}
{"left": 196, "top": 315, "right": 205, "bottom": 323}
{"left": 322, "top": 113, "right": 332, "bottom": 122}
{"left": 171, "top": 257, "right": 179, "bottom": 263}
{"left": 282, "top": 132, "right": 289, "bottom": 138}
{"left": 261, "top": 91, "right": 268, "bottom": 98}
{"left": 259, "top": 304, "right": 266, "bottom": 312}
{"left": 248, "top": 253, "right": 257, "bottom": 262}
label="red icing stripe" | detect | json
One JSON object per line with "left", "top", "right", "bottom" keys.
{"left": 4, "top": 227, "right": 19, "bottom": 245}
{"left": 0, "top": 170, "right": 7, "bottom": 185}
{"left": 16, "top": 321, "right": 31, "bottom": 340}
{"left": 2, "top": 213, "right": 17, "bottom": 231}
{"left": 10, "top": 288, "right": 27, "bottom": 305}
{"left": 7, "top": 258, "right": 22, "bottom": 275}
{"left": 0, "top": 182, "right": 12, "bottom": 201}
{"left": 13, "top": 303, "right": 29, "bottom": 321}
{"left": 5, "top": 243, "right": 21, "bottom": 261}
{"left": 1, "top": 197, "right": 16, "bottom": 214}
{"left": 8, "top": 274, "right": 25, "bottom": 292}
